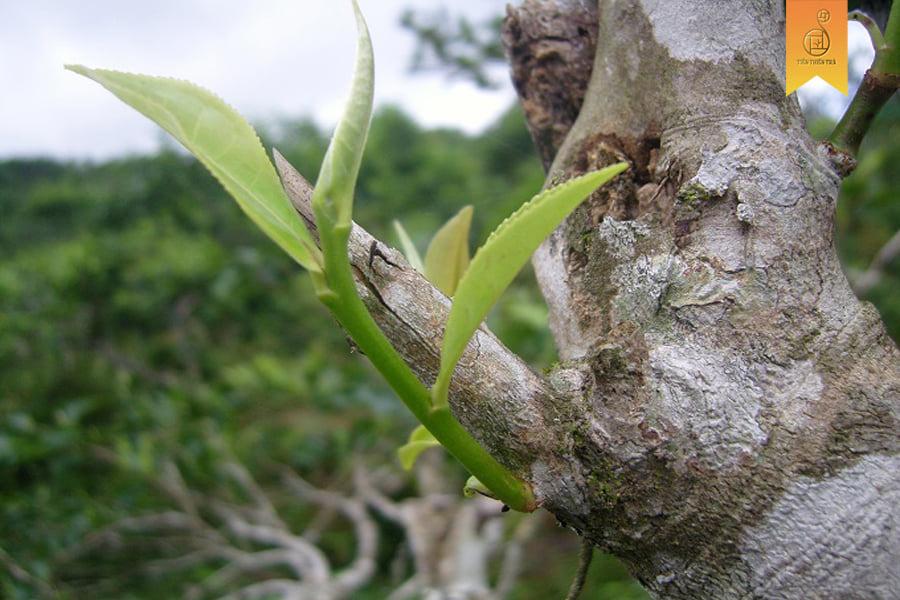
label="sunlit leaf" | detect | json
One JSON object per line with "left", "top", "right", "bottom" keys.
{"left": 311, "top": 0, "right": 374, "bottom": 228}
{"left": 424, "top": 205, "right": 473, "bottom": 296}
{"left": 393, "top": 220, "right": 425, "bottom": 273}
{"left": 66, "top": 65, "right": 320, "bottom": 271}
{"left": 432, "top": 164, "right": 628, "bottom": 408}
{"left": 396, "top": 425, "right": 440, "bottom": 470}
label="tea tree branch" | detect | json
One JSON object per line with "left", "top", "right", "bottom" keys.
{"left": 829, "top": 4, "right": 900, "bottom": 157}
{"left": 274, "top": 151, "right": 538, "bottom": 512}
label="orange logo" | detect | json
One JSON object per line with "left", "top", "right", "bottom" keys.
{"left": 803, "top": 28, "right": 830, "bottom": 56}
{"left": 803, "top": 9, "right": 832, "bottom": 56}
{"left": 786, "top": 1, "right": 847, "bottom": 95}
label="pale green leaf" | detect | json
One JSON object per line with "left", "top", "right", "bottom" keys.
{"left": 311, "top": 0, "right": 374, "bottom": 227}
{"left": 397, "top": 425, "right": 440, "bottom": 471}
{"left": 66, "top": 65, "right": 320, "bottom": 271}
{"left": 393, "top": 220, "right": 425, "bottom": 273}
{"left": 432, "top": 164, "right": 628, "bottom": 407}
{"left": 424, "top": 205, "right": 473, "bottom": 296}
{"left": 463, "top": 475, "right": 496, "bottom": 499}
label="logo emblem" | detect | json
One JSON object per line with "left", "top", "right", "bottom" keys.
{"left": 803, "top": 9, "right": 832, "bottom": 56}
{"left": 803, "top": 28, "right": 830, "bottom": 56}
{"left": 785, "top": 1, "right": 847, "bottom": 95}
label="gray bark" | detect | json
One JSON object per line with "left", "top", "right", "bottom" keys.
{"left": 279, "top": 1, "right": 900, "bottom": 596}
{"left": 506, "top": 1, "right": 900, "bottom": 598}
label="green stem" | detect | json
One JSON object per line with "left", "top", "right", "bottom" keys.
{"left": 313, "top": 209, "right": 535, "bottom": 512}
{"left": 829, "top": 4, "right": 900, "bottom": 157}
{"left": 874, "top": 2, "right": 900, "bottom": 75}
{"left": 849, "top": 10, "right": 885, "bottom": 51}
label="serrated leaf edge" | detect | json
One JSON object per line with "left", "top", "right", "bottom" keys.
{"left": 66, "top": 65, "right": 321, "bottom": 270}
{"left": 431, "top": 164, "right": 629, "bottom": 408}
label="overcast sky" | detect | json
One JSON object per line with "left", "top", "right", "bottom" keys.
{"left": 0, "top": 0, "right": 513, "bottom": 159}
{"left": 0, "top": 2, "right": 873, "bottom": 160}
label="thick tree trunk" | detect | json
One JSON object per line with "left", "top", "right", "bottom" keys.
{"left": 281, "top": 2, "right": 898, "bottom": 596}
{"left": 504, "top": 0, "right": 900, "bottom": 597}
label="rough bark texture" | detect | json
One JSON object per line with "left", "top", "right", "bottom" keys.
{"left": 506, "top": 1, "right": 900, "bottom": 598}
{"left": 275, "top": 153, "right": 560, "bottom": 476}
{"left": 280, "top": 2, "right": 899, "bottom": 595}
{"left": 502, "top": 0, "right": 599, "bottom": 171}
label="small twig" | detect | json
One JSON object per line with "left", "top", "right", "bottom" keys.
{"left": 160, "top": 460, "right": 201, "bottom": 519}
{"left": 0, "top": 545, "right": 58, "bottom": 599}
{"left": 221, "top": 461, "right": 288, "bottom": 530}
{"left": 141, "top": 547, "right": 233, "bottom": 577}
{"left": 197, "top": 548, "right": 308, "bottom": 593}
{"left": 206, "top": 497, "right": 331, "bottom": 584}
{"left": 564, "top": 538, "right": 594, "bottom": 600}
{"left": 829, "top": 4, "right": 900, "bottom": 158}
{"left": 386, "top": 575, "right": 422, "bottom": 600}
{"left": 62, "top": 511, "right": 227, "bottom": 565}
{"left": 301, "top": 503, "right": 338, "bottom": 544}
{"left": 852, "top": 229, "right": 900, "bottom": 295}
{"left": 850, "top": 10, "right": 886, "bottom": 50}
{"left": 354, "top": 466, "right": 407, "bottom": 526}
{"left": 280, "top": 467, "right": 378, "bottom": 594}
{"left": 215, "top": 578, "right": 306, "bottom": 600}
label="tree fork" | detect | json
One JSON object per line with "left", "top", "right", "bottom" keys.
{"left": 268, "top": 2, "right": 899, "bottom": 596}
{"left": 504, "top": 0, "right": 899, "bottom": 597}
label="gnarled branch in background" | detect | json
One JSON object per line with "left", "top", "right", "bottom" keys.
{"left": 59, "top": 451, "right": 538, "bottom": 600}
{"left": 60, "top": 456, "right": 372, "bottom": 600}
{"left": 850, "top": 228, "right": 900, "bottom": 295}
{"left": 357, "top": 451, "right": 541, "bottom": 600}
{"left": 0, "top": 545, "right": 57, "bottom": 599}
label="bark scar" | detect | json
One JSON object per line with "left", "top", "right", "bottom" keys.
{"left": 368, "top": 240, "right": 400, "bottom": 272}
{"left": 353, "top": 264, "right": 440, "bottom": 363}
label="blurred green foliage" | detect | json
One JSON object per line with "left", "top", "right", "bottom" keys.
{"left": 810, "top": 98, "right": 900, "bottom": 340}
{"left": 0, "top": 94, "right": 895, "bottom": 598}
{"left": 0, "top": 105, "right": 586, "bottom": 598}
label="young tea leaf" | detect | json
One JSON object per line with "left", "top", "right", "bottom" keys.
{"left": 66, "top": 65, "right": 321, "bottom": 272}
{"left": 432, "top": 164, "right": 628, "bottom": 408}
{"left": 396, "top": 425, "right": 440, "bottom": 471}
{"left": 311, "top": 0, "right": 374, "bottom": 228}
{"left": 393, "top": 220, "right": 425, "bottom": 273}
{"left": 424, "top": 205, "right": 473, "bottom": 296}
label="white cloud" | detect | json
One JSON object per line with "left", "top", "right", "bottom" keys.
{"left": 0, "top": 0, "right": 512, "bottom": 159}
{"left": 0, "top": 3, "right": 875, "bottom": 159}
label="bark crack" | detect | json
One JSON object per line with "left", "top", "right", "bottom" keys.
{"left": 274, "top": 150, "right": 564, "bottom": 476}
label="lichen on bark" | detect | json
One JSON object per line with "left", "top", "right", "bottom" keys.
{"left": 280, "top": 2, "right": 899, "bottom": 596}
{"left": 504, "top": 1, "right": 899, "bottom": 597}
